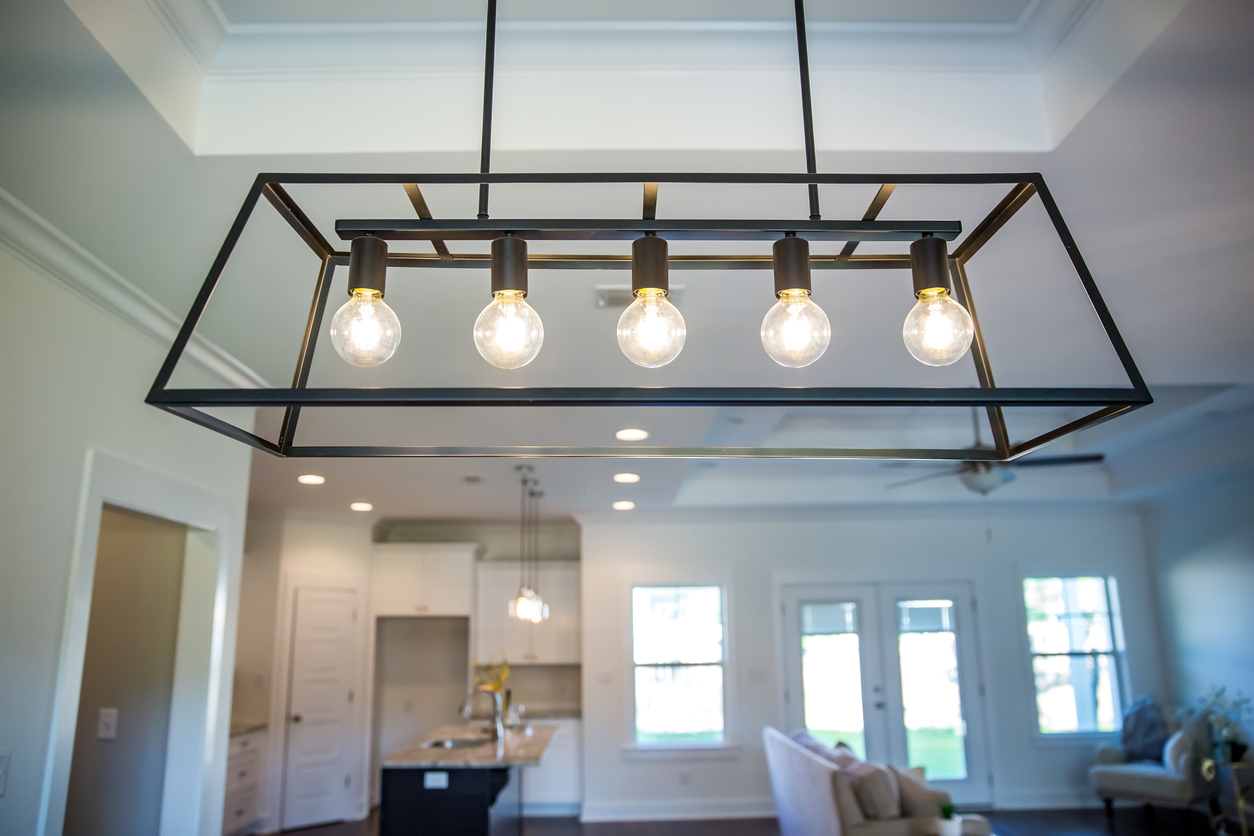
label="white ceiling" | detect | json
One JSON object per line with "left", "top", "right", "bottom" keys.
{"left": 1, "top": 0, "right": 1253, "bottom": 520}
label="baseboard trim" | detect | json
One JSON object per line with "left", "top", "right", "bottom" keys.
{"left": 524, "top": 802, "right": 582, "bottom": 817}
{"left": 0, "top": 185, "right": 268, "bottom": 390}
{"left": 580, "top": 797, "right": 776, "bottom": 822}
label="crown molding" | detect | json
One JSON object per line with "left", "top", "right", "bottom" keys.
{"left": 0, "top": 186, "right": 268, "bottom": 390}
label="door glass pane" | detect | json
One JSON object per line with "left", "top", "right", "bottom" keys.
{"left": 800, "top": 602, "right": 865, "bottom": 758}
{"left": 898, "top": 599, "right": 967, "bottom": 780}
{"left": 634, "top": 664, "right": 724, "bottom": 744}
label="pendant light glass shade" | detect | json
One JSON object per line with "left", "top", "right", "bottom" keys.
{"left": 617, "top": 289, "right": 686, "bottom": 368}
{"left": 761, "top": 289, "right": 830, "bottom": 367}
{"left": 902, "top": 288, "right": 974, "bottom": 366}
{"left": 474, "top": 289, "right": 544, "bottom": 369}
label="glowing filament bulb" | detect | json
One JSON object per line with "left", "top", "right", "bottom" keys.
{"left": 474, "top": 289, "right": 544, "bottom": 369}
{"left": 329, "top": 289, "right": 401, "bottom": 367}
{"left": 902, "top": 288, "right": 974, "bottom": 366}
{"left": 761, "top": 289, "right": 831, "bottom": 367}
{"left": 617, "top": 289, "right": 686, "bottom": 368}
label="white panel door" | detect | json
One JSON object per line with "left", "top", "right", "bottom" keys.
{"left": 283, "top": 587, "right": 357, "bottom": 830}
{"left": 782, "top": 584, "right": 889, "bottom": 761}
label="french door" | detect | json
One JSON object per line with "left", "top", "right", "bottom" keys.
{"left": 782, "top": 582, "right": 991, "bottom": 805}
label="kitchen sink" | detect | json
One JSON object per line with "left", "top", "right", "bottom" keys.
{"left": 421, "top": 737, "right": 491, "bottom": 750}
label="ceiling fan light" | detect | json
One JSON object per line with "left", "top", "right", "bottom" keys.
{"left": 959, "top": 466, "right": 1013, "bottom": 495}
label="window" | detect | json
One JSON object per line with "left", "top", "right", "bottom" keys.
{"left": 632, "top": 586, "right": 725, "bottom": 745}
{"left": 1023, "top": 577, "right": 1125, "bottom": 734}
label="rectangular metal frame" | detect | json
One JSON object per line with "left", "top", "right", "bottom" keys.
{"left": 146, "top": 171, "right": 1152, "bottom": 459}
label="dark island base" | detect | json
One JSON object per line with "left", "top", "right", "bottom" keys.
{"left": 380, "top": 767, "right": 521, "bottom": 836}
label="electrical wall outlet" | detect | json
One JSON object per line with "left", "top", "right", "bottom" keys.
{"left": 97, "top": 708, "right": 118, "bottom": 740}
{"left": 0, "top": 749, "right": 10, "bottom": 798}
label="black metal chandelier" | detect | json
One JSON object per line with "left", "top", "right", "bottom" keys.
{"left": 147, "top": 0, "right": 1151, "bottom": 460}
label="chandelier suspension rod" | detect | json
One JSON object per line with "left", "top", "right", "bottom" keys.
{"left": 478, "top": 0, "right": 499, "bottom": 219}
{"left": 793, "top": 0, "right": 821, "bottom": 221}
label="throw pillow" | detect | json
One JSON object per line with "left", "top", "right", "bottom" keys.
{"left": 830, "top": 768, "right": 867, "bottom": 827}
{"left": 1163, "top": 730, "right": 1190, "bottom": 777}
{"left": 847, "top": 761, "right": 902, "bottom": 820}
{"left": 889, "top": 765, "right": 951, "bottom": 817}
{"left": 1121, "top": 696, "right": 1169, "bottom": 762}
{"left": 786, "top": 731, "right": 867, "bottom": 825}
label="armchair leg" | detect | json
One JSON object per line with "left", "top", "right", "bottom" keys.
{"left": 1103, "top": 798, "right": 1114, "bottom": 830}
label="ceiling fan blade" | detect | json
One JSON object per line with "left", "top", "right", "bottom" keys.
{"left": 886, "top": 469, "right": 961, "bottom": 489}
{"left": 1008, "top": 453, "right": 1105, "bottom": 468}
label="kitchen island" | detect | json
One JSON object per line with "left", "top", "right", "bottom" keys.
{"left": 380, "top": 724, "right": 557, "bottom": 836}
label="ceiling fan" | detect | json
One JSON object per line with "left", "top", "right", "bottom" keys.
{"left": 885, "top": 411, "right": 1104, "bottom": 495}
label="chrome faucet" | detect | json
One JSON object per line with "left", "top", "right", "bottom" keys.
{"left": 462, "top": 686, "right": 506, "bottom": 750}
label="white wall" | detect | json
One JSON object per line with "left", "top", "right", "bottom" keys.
{"left": 1145, "top": 482, "right": 1254, "bottom": 736}
{"left": 0, "top": 244, "right": 253, "bottom": 835}
{"left": 576, "top": 505, "right": 1167, "bottom": 820}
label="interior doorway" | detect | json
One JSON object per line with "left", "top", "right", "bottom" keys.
{"left": 781, "top": 581, "right": 992, "bottom": 806}
{"left": 281, "top": 587, "right": 360, "bottom": 830}
{"left": 62, "top": 506, "right": 189, "bottom": 836}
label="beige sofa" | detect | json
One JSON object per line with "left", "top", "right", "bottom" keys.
{"left": 763, "top": 727, "right": 991, "bottom": 836}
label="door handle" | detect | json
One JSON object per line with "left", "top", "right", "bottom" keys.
{"left": 291, "top": 714, "right": 303, "bottom": 724}
{"left": 874, "top": 702, "right": 886, "bottom": 710}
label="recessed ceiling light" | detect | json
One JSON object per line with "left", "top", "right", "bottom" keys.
{"left": 615, "top": 428, "right": 649, "bottom": 441}
{"left": 612, "top": 500, "right": 636, "bottom": 511}
{"left": 297, "top": 474, "right": 325, "bottom": 485}
{"left": 613, "top": 473, "right": 641, "bottom": 484}
{"left": 350, "top": 502, "right": 373, "bottom": 512}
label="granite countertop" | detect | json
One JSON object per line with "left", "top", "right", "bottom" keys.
{"left": 383, "top": 723, "right": 556, "bottom": 769}
{"left": 230, "top": 720, "right": 267, "bottom": 737}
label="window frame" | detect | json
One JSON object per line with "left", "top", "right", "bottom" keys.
{"left": 1021, "top": 575, "right": 1128, "bottom": 739}
{"left": 624, "top": 583, "right": 735, "bottom": 755}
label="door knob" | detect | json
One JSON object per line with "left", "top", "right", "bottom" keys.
{"left": 291, "top": 714, "right": 303, "bottom": 723}
{"left": 874, "top": 702, "right": 886, "bottom": 709}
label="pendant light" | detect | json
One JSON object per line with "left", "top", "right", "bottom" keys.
{"left": 475, "top": 234, "right": 545, "bottom": 369}
{"left": 903, "top": 235, "right": 974, "bottom": 366}
{"left": 329, "top": 235, "right": 402, "bottom": 366}
{"left": 761, "top": 234, "right": 831, "bottom": 367}
{"left": 509, "top": 466, "right": 548, "bottom": 623}
{"left": 617, "top": 234, "right": 686, "bottom": 368}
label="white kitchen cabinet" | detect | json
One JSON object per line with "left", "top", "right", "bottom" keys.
{"left": 475, "top": 562, "right": 580, "bottom": 665}
{"left": 523, "top": 718, "right": 581, "bottom": 814}
{"left": 222, "top": 728, "right": 266, "bottom": 835}
{"left": 371, "top": 543, "right": 479, "bottom": 617}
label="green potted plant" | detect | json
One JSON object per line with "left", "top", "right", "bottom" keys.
{"left": 937, "top": 803, "right": 962, "bottom": 836}
{"left": 1201, "top": 687, "right": 1250, "bottom": 763}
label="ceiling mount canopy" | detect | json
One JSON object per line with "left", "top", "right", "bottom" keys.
{"left": 147, "top": 0, "right": 1151, "bottom": 460}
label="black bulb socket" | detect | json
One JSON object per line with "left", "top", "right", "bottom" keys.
{"left": 773, "top": 235, "right": 812, "bottom": 297}
{"left": 910, "top": 235, "right": 953, "bottom": 297}
{"left": 347, "top": 235, "right": 388, "bottom": 297}
{"left": 491, "top": 234, "right": 528, "bottom": 296}
{"left": 632, "top": 235, "right": 669, "bottom": 294}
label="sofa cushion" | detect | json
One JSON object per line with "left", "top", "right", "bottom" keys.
{"left": 889, "top": 765, "right": 950, "bottom": 817}
{"left": 848, "top": 761, "right": 901, "bottom": 820}
{"left": 833, "top": 768, "right": 868, "bottom": 828}
{"left": 1163, "top": 730, "right": 1191, "bottom": 777}
{"left": 1090, "top": 762, "right": 1193, "bottom": 804}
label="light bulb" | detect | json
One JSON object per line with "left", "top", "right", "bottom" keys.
{"left": 902, "top": 288, "right": 974, "bottom": 366}
{"left": 761, "top": 289, "right": 831, "bottom": 367}
{"left": 329, "top": 289, "right": 401, "bottom": 367}
{"left": 617, "top": 289, "right": 686, "bottom": 368}
{"left": 474, "top": 289, "right": 544, "bottom": 369}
